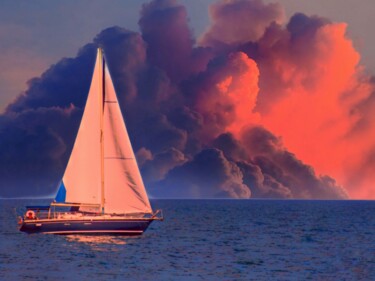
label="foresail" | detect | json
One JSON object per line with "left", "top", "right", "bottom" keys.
{"left": 58, "top": 51, "right": 102, "bottom": 205}
{"left": 103, "top": 64, "right": 152, "bottom": 214}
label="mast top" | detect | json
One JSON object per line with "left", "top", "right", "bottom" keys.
{"left": 98, "top": 47, "right": 105, "bottom": 58}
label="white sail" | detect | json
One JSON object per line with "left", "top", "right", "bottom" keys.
{"left": 58, "top": 48, "right": 152, "bottom": 214}
{"left": 61, "top": 51, "right": 103, "bottom": 205}
{"left": 103, "top": 62, "right": 152, "bottom": 214}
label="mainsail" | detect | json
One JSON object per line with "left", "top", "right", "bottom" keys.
{"left": 56, "top": 49, "right": 152, "bottom": 214}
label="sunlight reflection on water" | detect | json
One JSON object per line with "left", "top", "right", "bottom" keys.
{"left": 65, "top": 235, "right": 129, "bottom": 250}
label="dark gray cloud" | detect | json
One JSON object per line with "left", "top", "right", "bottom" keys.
{"left": 0, "top": 107, "right": 80, "bottom": 197}
{"left": 0, "top": 0, "right": 349, "bottom": 199}
{"left": 151, "top": 148, "right": 251, "bottom": 198}
{"left": 142, "top": 147, "right": 187, "bottom": 182}
{"left": 240, "top": 126, "right": 347, "bottom": 199}
{"left": 139, "top": 0, "right": 211, "bottom": 82}
{"left": 200, "top": 0, "right": 284, "bottom": 47}
{"left": 204, "top": 127, "right": 346, "bottom": 199}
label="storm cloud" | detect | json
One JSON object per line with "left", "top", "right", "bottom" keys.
{"left": 3, "top": 0, "right": 374, "bottom": 199}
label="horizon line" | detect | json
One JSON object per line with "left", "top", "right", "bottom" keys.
{"left": 1, "top": 196, "right": 374, "bottom": 201}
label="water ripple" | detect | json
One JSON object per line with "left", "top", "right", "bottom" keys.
{"left": 1, "top": 199, "right": 374, "bottom": 280}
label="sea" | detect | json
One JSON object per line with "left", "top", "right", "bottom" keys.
{"left": 1, "top": 199, "right": 374, "bottom": 280}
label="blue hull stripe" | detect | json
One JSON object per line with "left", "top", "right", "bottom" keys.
{"left": 20, "top": 219, "right": 153, "bottom": 235}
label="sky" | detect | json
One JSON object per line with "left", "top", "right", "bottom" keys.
{"left": 1, "top": 0, "right": 374, "bottom": 111}
{"left": 1, "top": 0, "right": 375, "bottom": 199}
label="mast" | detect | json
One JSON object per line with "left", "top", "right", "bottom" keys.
{"left": 99, "top": 48, "right": 105, "bottom": 213}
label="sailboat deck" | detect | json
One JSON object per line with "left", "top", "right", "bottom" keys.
{"left": 23, "top": 212, "right": 157, "bottom": 222}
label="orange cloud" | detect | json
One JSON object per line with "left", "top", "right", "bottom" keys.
{"left": 193, "top": 52, "right": 260, "bottom": 139}
{"left": 257, "top": 21, "right": 374, "bottom": 198}
{"left": 198, "top": 3, "right": 375, "bottom": 198}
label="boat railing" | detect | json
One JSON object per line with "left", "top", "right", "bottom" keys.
{"left": 151, "top": 209, "right": 164, "bottom": 221}
{"left": 23, "top": 208, "right": 164, "bottom": 221}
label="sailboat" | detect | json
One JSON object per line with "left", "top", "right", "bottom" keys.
{"left": 19, "top": 48, "right": 163, "bottom": 235}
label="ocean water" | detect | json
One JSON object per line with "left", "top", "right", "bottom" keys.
{"left": 1, "top": 199, "right": 374, "bottom": 280}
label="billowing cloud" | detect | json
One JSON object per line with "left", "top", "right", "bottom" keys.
{"left": 247, "top": 12, "right": 374, "bottom": 198}
{"left": 142, "top": 147, "right": 187, "bottom": 182}
{"left": 209, "top": 127, "right": 346, "bottom": 199}
{"left": 0, "top": 106, "right": 79, "bottom": 197}
{"left": 239, "top": 126, "right": 347, "bottom": 199}
{"left": 184, "top": 51, "right": 260, "bottom": 139}
{"left": 199, "top": 1, "right": 375, "bottom": 198}
{"left": 152, "top": 148, "right": 251, "bottom": 198}
{"left": 139, "top": 0, "right": 211, "bottom": 82}
{"left": 200, "top": 0, "right": 284, "bottom": 47}
{"left": 1, "top": 0, "right": 373, "bottom": 199}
